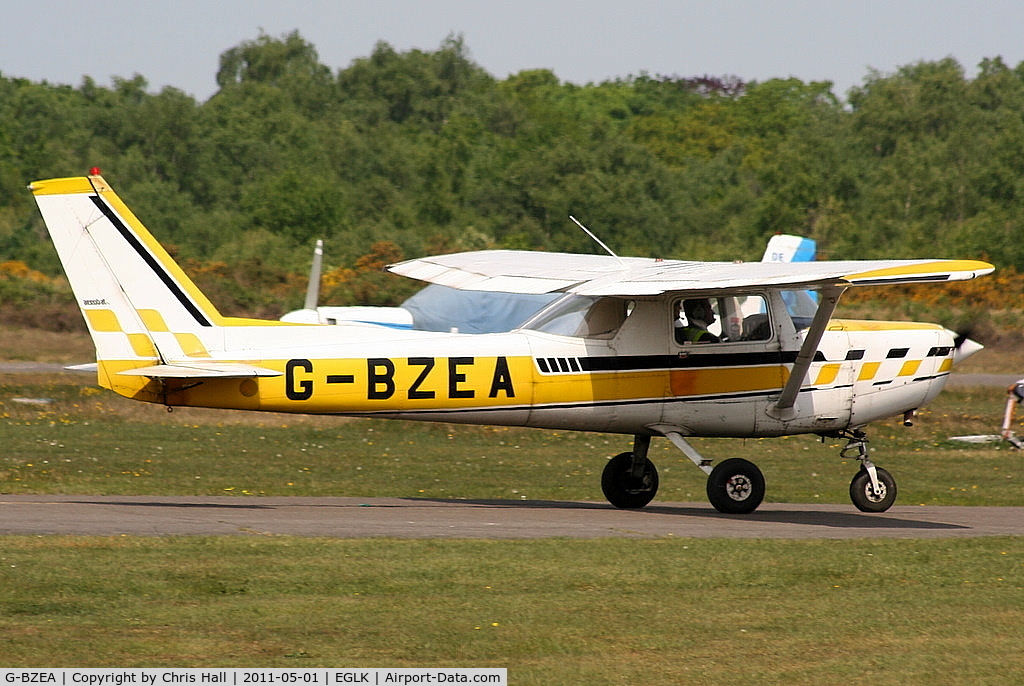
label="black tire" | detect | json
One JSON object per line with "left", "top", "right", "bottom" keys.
{"left": 849, "top": 466, "right": 897, "bottom": 512}
{"left": 601, "top": 451, "right": 659, "bottom": 509}
{"left": 706, "top": 458, "right": 765, "bottom": 514}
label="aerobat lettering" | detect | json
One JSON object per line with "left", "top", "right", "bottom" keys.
{"left": 285, "top": 356, "right": 515, "bottom": 401}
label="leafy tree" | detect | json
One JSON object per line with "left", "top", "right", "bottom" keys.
{"left": 216, "top": 30, "right": 332, "bottom": 95}
{"left": 6, "top": 35, "right": 1024, "bottom": 323}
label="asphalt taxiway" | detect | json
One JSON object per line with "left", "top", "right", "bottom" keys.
{"left": 1, "top": 495, "right": 1022, "bottom": 539}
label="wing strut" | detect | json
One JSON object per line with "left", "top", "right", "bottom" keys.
{"left": 774, "top": 285, "right": 845, "bottom": 411}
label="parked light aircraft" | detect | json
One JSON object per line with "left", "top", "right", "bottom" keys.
{"left": 950, "top": 379, "right": 1024, "bottom": 449}
{"left": 30, "top": 172, "right": 994, "bottom": 513}
{"left": 280, "top": 235, "right": 818, "bottom": 332}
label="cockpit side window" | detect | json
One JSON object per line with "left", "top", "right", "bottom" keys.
{"left": 673, "top": 294, "right": 773, "bottom": 344}
{"left": 780, "top": 289, "right": 818, "bottom": 331}
{"left": 522, "top": 295, "right": 631, "bottom": 339}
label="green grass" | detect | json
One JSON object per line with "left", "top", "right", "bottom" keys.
{"left": 0, "top": 536, "right": 1021, "bottom": 683}
{"left": 2, "top": 374, "right": 1024, "bottom": 681}
{"left": 1, "top": 376, "right": 1022, "bottom": 505}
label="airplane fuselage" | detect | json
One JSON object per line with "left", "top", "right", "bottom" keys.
{"left": 96, "top": 312, "right": 956, "bottom": 440}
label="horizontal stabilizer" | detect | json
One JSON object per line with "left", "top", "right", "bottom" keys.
{"left": 115, "top": 362, "right": 283, "bottom": 378}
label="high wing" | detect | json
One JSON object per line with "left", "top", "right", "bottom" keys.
{"left": 388, "top": 250, "right": 633, "bottom": 294}
{"left": 388, "top": 249, "right": 994, "bottom": 296}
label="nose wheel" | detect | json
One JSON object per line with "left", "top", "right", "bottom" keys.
{"left": 849, "top": 466, "right": 897, "bottom": 512}
{"left": 840, "top": 430, "right": 898, "bottom": 512}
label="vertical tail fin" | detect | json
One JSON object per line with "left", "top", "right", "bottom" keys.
{"left": 29, "top": 173, "right": 234, "bottom": 393}
{"left": 761, "top": 234, "right": 816, "bottom": 263}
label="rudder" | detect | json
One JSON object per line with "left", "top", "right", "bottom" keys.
{"left": 29, "top": 173, "right": 229, "bottom": 397}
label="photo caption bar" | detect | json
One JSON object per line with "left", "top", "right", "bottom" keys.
{"left": 0, "top": 670, "right": 506, "bottom": 686}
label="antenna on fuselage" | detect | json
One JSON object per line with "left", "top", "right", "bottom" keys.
{"left": 569, "top": 216, "right": 626, "bottom": 269}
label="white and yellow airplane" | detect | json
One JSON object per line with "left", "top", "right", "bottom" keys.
{"left": 29, "top": 172, "right": 994, "bottom": 514}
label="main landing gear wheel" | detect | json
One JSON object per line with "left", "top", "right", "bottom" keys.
{"left": 601, "top": 451, "right": 659, "bottom": 509}
{"left": 849, "top": 466, "right": 897, "bottom": 513}
{"left": 706, "top": 458, "right": 766, "bottom": 514}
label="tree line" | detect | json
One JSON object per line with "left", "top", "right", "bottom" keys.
{"left": 2, "top": 31, "right": 1023, "bottom": 318}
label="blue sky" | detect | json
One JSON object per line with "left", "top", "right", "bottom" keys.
{"left": 3, "top": 0, "right": 1022, "bottom": 101}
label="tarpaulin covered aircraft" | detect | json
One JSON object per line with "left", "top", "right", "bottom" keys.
{"left": 280, "top": 234, "right": 818, "bottom": 332}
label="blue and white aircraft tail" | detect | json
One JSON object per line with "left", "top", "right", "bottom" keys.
{"left": 761, "top": 234, "right": 816, "bottom": 263}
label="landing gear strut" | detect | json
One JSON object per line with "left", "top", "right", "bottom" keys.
{"left": 839, "top": 429, "right": 897, "bottom": 512}
{"left": 659, "top": 430, "right": 766, "bottom": 514}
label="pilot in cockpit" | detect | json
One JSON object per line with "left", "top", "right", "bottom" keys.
{"left": 675, "top": 298, "right": 720, "bottom": 344}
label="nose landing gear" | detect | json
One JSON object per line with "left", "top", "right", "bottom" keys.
{"left": 839, "top": 429, "right": 898, "bottom": 512}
